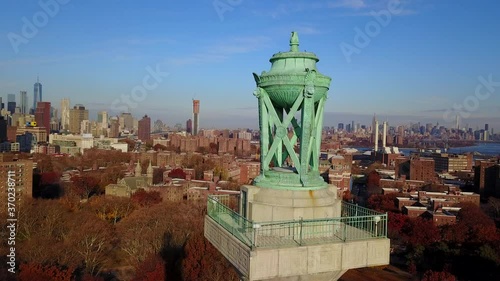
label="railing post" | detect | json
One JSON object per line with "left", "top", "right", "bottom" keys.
{"left": 374, "top": 215, "right": 381, "bottom": 237}
{"left": 299, "top": 217, "right": 303, "bottom": 246}
{"left": 253, "top": 224, "right": 261, "bottom": 248}
{"left": 343, "top": 218, "right": 347, "bottom": 242}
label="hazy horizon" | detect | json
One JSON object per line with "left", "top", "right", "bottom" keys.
{"left": 1, "top": 0, "right": 499, "bottom": 129}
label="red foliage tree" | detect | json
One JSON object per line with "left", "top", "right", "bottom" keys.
{"left": 153, "top": 143, "right": 168, "bottom": 151}
{"left": 342, "top": 190, "right": 354, "bottom": 202}
{"left": 70, "top": 175, "right": 101, "bottom": 199}
{"left": 366, "top": 170, "right": 381, "bottom": 189}
{"left": 209, "top": 142, "right": 218, "bottom": 154}
{"left": 41, "top": 171, "right": 61, "bottom": 185}
{"left": 456, "top": 203, "right": 499, "bottom": 243}
{"left": 400, "top": 217, "right": 440, "bottom": 248}
{"left": 388, "top": 212, "right": 410, "bottom": 238}
{"left": 422, "top": 270, "right": 456, "bottom": 281}
{"left": 19, "top": 262, "right": 74, "bottom": 281}
{"left": 131, "top": 189, "right": 162, "bottom": 207}
{"left": 366, "top": 194, "right": 400, "bottom": 213}
{"left": 440, "top": 223, "right": 468, "bottom": 244}
{"left": 131, "top": 254, "right": 166, "bottom": 281}
{"left": 168, "top": 168, "right": 186, "bottom": 179}
{"left": 119, "top": 138, "right": 136, "bottom": 152}
{"left": 182, "top": 231, "right": 239, "bottom": 281}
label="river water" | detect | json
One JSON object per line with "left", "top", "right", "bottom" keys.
{"left": 353, "top": 142, "right": 500, "bottom": 157}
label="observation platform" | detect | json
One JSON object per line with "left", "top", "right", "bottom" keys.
{"left": 204, "top": 195, "right": 390, "bottom": 281}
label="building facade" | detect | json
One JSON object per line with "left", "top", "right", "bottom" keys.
{"left": 138, "top": 115, "right": 151, "bottom": 142}
{"left": 35, "top": 101, "right": 51, "bottom": 139}
{"left": 69, "top": 104, "right": 89, "bottom": 134}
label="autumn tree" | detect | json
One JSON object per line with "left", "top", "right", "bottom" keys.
{"left": 88, "top": 196, "right": 135, "bottom": 224}
{"left": 117, "top": 201, "right": 202, "bottom": 266}
{"left": 34, "top": 153, "right": 54, "bottom": 173}
{"left": 100, "top": 164, "right": 126, "bottom": 187}
{"left": 366, "top": 194, "right": 400, "bottom": 213}
{"left": 131, "top": 254, "right": 166, "bottom": 281}
{"left": 456, "top": 203, "right": 499, "bottom": 243}
{"left": 41, "top": 171, "right": 61, "bottom": 185}
{"left": 153, "top": 143, "right": 168, "bottom": 151}
{"left": 168, "top": 168, "right": 186, "bottom": 179}
{"left": 209, "top": 142, "right": 218, "bottom": 154}
{"left": 131, "top": 189, "right": 162, "bottom": 208}
{"left": 400, "top": 217, "right": 440, "bottom": 248}
{"left": 66, "top": 212, "right": 115, "bottom": 275}
{"left": 17, "top": 199, "right": 81, "bottom": 269}
{"left": 182, "top": 230, "right": 239, "bottom": 281}
{"left": 70, "top": 175, "right": 101, "bottom": 199}
{"left": 119, "top": 138, "right": 136, "bottom": 152}
{"left": 117, "top": 203, "right": 175, "bottom": 264}
{"left": 387, "top": 212, "right": 409, "bottom": 239}
{"left": 342, "top": 190, "right": 354, "bottom": 202}
{"left": 19, "top": 263, "right": 74, "bottom": 281}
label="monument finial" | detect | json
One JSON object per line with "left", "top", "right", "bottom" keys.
{"left": 290, "top": 31, "right": 299, "bottom": 52}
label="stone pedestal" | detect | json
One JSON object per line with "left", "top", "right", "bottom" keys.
{"left": 241, "top": 185, "right": 341, "bottom": 222}
{"left": 205, "top": 216, "right": 390, "bottom": 281}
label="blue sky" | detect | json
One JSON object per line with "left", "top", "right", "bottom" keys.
{"left": 1, "top": 0, "right": 499, "bottom": 130}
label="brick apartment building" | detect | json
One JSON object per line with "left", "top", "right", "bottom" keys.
{"left": 0, "top": 155, "right": 33, "bottom": 198}
{"left": 474, "top": 159, "right": 500, "bottom": 197}
{"left": 239, "top": 161, "right": 260, "bottom": 184}
{"left": 410, "top": 157, "right": 436, "bottom": 182}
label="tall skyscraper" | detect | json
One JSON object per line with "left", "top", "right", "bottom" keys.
{"left": 20, "top": 91, "right": 28, "bottom": 114}
{"left": 372, "top": 114, "right": 379, "bottom": 151}
{"left": 119, "top": 112, "right": 133, "bottom": 131}
{"left": 60, "top": 98, "right": 70, "bottom": 131}
{"left": 109, "top": 117, "right": 119, "bottom": 138}
{"left": 0, "top": 116, "right": 6, "bottom": 142}
{"left": 382, "top": 121, "right": 387, "bottom": 148}
{"left": 97, "top": 111, "right": 108, "bottom": 135}
{"left": 33, "top": 76, "right": 42, "bottom": 113}
{"left": 69, "top": 104, "right": 89, "bottom": 134}
{"left": 193, "top": 99, "right": 200, "bottom": 136}
{"left": 7, "top": 94, "right": 16, "bottom": 114}
{"left": 35, "top": 102, "right": 51, "bottom": 139}
{"left": 186, "top": 118, "right": 192, "bottom": 134}
{"left": 485, "top": 124, "right": 489, "bottom": 131}
{"left": 138, "top": 115, "right": 151, "bottom": 142}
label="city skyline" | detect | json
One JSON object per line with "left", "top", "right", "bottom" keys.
{"left": 1, "top": 0, "right": 499, "bottom": 129}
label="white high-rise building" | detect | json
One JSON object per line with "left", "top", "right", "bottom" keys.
{"left": 61, "top": 98, "right": 70, "bottom": 131}
{"left": 382, "top": 121, "right": 387, "bottom": 148}
{"left": 372, "top": 114, "right": 379, "bottom": 151}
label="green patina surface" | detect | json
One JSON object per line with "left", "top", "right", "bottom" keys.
{"left": 253, "top": 31, "right": 332, "bottom": 189}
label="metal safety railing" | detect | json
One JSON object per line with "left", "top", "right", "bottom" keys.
{"left": 207, "top": 195, "right": 387, "bottom": 249}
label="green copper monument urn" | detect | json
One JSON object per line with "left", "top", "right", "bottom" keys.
{"left": 253, "top": 31, "right": 332, "bottom": 189}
